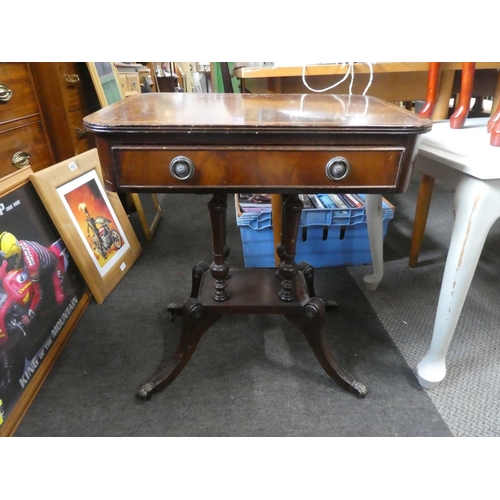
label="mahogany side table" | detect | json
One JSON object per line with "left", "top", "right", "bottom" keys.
{"left": 84, "top": 93, "right": 431, "bottom": 400}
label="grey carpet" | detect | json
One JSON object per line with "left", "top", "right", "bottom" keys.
{"left": 14, "top": 191, "right": 452, "bottom": 436}
{"left": 348, "top": 174, "right": 500, "bottom": 437}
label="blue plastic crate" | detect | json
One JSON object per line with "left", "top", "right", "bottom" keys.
{"left": 235, "top": 195, "right": 395, "bottom": 268}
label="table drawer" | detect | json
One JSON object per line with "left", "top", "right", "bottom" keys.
{"left": 112, "top": 146, "right": 406, "bottom": 191}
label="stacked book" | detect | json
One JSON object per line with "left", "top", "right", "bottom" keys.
{"left": 238, "top": 193, "right": 366, "bottom": 213}
{"left": 306, "top": 193, "right": 364, "bottom": 209}
{"left": 238, "top": 193, "right": 272, "bottom": 213}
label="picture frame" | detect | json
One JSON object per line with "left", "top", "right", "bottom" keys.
{"left": 29, "top": 149, "right": 142, "bottom": 305}
{"left": 86, "top": 62, "right": 125, "bottom": 108}
{"left": 86, "top": 62, "right": 162, "bottom": 241}
{"left": 129, "top": 193, "right": 162, "bottom": 242}
{"left": 0, "top": 167, "right": 90, "bottom": 437}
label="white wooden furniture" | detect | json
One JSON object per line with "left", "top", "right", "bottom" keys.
{"left": 362, "top": 194, "right": 385, "bottom": 290}
{"left": 414, "top": 117, "right": 500, "bottom": 387}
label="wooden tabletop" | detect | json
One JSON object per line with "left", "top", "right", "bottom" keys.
{"left": 84, "top": 92, "right": 431, "bottom": 134}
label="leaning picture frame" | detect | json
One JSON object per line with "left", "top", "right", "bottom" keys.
{"left": 29, "top": 149, "right": 142, "bottom": 305}
{"left": 0, "top": 167, "right": 90, "bottom": 437}
{"left": 129, "top": 193, "right": 162, "bottom": 242}
{"left": 86, "top": 61, "right": 125, "bottom": 108}
{"left": 86, "top": 62, "right": 162, "bottom": 241}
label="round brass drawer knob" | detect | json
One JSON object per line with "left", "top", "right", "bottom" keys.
{"left": 169, "top": 156, "right": 195, "bottom": 181}
{"left": 326, "top": 156, "right": 350, "bottom": 181}
{"left": 12, "top": 151, "right": 30, "bottom": 169}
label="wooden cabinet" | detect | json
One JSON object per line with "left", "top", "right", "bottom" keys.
{"left": 30, "top": 63, "right": 100, "bottom": 162}
{"left": 114, "top": 62, "right": 142, "bottom": 97}
{"left": 0, "top": 63, "right": 55, "bottom": 178}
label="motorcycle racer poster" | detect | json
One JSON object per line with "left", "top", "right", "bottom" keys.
{"left": 29, "top": 150, "right": 142, "bottom": 307}
{"left": 57, "top": 169, "right": 131, "bottom": 278}
{"left": 0, "top": 170, "right": 87, "bottom": 433}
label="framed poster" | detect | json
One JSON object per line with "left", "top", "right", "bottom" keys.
{"left": 0, "top": 167, "right": 90, "bottom": 437}
{"left": 30, "top": 149, "right": 142, "bottom": 304}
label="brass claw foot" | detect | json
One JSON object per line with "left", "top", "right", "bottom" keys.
{"left": 351, "top": 380, "right": 368, "bottom": 399}
{"left": 136, "top": 382, "right": 154, "bottom": 401}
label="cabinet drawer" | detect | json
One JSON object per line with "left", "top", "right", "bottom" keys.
{"left": 112, "top": 146, "right": 405, "bottom": 192}
{"left": 118, "top": 72, "right": 141, "bottom": 96}
{"left": 0, "top": 63, "right": 39, "bottom": 126}
{"left": 68, "top": 108, "right": 96, "bottom": 154}
{"left": 58, "top": 62, "right": 90, "bottom": 112}
{"left": 0, "top": 122, "right": 54, "bottom": 175}
{"left": 126, "top": 73, "right": 140, "bottom": 94}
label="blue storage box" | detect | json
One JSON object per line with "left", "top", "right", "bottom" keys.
{"left": 235, "top": 195, "right": 395, "bottom": 268}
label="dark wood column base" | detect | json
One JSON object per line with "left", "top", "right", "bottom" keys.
{"left": 138, "top": 266, "right": 366, "bottom": 401}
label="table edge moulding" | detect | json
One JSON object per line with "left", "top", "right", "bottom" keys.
{"left": 84, "top": 92, "right": 431, "bottom": 401}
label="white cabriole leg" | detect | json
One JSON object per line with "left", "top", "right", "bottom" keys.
{"left": 363, "top": 194, "right": 384, "bottom": 291}
{"left": 417, "top": 176, "right": 500, "bottom": 388}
